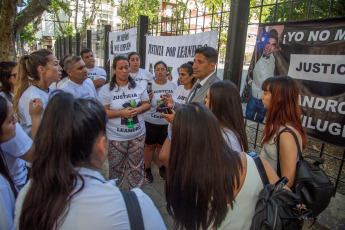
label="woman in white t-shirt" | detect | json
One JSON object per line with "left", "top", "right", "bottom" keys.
{"left": 158, "top": 62, "right": 196, "bottom": 169}
{"left": 143, "top": 61, "right": 176, "bottom": 183}
{"left": 13, "top": 49, "right": 62, "bottom": 136}
{"left": 205, "top": 81, "right": 248, "bottom": 153}
{"left": 128, "top": 52, "right": 154, "bottom": 87}
{"left": 14, "top": 92, "right": 165, "bottom": 230}
{"left": 98, "top": 55, "right": 151, "bottom": 189}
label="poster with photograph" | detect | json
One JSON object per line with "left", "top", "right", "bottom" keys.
{"left": 241, "top": 20, "right": 345, "bottom": 146}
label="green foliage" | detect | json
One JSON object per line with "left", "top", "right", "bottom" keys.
{"left": 197, "top": 0, "right": 228, "bottom": 12}
{"left": 118, "top": 0, "right": 160, "bottom": 24}
{"left": 20, "top": 23, "right": 40, "bottom": 46}
{"left": 47, "top": 0, "right": 112, "bottom": 39}
{"left": 48, "top": 0, "right": 72, "bottom": 16}
{"left": 257, "top": 0, "right": 345, "bottom": 23}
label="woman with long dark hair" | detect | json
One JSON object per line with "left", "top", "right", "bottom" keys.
{"left": 0, "top": 96, "right": 18, "bottom": 230}
{"left": 15, "top": 92, "right": 165, "bottom": 229}
{"left": 13, "top": 49, "right": 62, "bottom": 136}
{"left": 260, "top": 75, "right": 306, "bottom": 188}
{"left": 205, "top": 81, "right": 248, "bottom": 152}
{"left": 98, "top": 55, "right": 151, "bottom": 189}
{"left": 0, "top": 61, "right": 17, "bottom": 104}
{"left": 166, "top": 103, "right": 278, "bottom": 230}
{"left": 159, "top": 62, "right": 196, "bottom": 169}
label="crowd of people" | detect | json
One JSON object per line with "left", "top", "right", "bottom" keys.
{"left": 0, "top": 46, "right": 306, "bottom": 229}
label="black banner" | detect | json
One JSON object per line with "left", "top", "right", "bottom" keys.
{"left": 242, "top": 19, "right": 345, "bottom": 147}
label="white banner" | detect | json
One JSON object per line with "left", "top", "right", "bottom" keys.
{"left": 145, "top": 30, "right": 218, "bottom": 84}
{"left": 108, "top": 27, "right": 137, "bottom": 61}
{"left": 288, "top": 54, "right": 345, "bottom": 84}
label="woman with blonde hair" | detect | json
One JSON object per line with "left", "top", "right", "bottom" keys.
{"left": 13, "top": 50, "right": 62, "bottom": 136}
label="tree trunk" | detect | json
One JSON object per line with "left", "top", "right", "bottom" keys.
{"left": 0, "top": 0, "right": 53, "bottom": 61}
{"left": 0, "top": 0, "right": 18, "bottom": 61}
{"left": 75, "top": 0, "right": 79, "bottom": 32}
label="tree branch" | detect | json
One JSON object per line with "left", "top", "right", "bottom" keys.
{"left": 14, "top": 0, "right": 53, "bottom": 33}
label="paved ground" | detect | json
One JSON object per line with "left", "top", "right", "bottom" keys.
{"left": 121, "top": 160, "right": 345, "bottom": 229}
{"left": 141, "top": 163, "right": 174, "bottom": 229}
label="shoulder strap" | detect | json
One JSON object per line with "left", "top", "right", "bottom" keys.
{"left": 121, "top": 190, "right": 145, "bottom": 230}
{"left": 277, "top": 127, "right": 303, "bottom": 177}
{"left": 247, "top": 152, "right": 269, "bottom": 186}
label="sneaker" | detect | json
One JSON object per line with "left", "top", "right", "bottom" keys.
{"left": 145, "top": 168, "right": 153, "bottom": 183}
{"left": 159, "top": 166, "right": 166, "bottom": 180}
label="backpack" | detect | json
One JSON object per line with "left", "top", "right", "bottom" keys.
{"left": 277, "top": 128, "right": 334, "bottom": 217}
{"left": 248, "top": 152, "right": 311, "bottom": 230}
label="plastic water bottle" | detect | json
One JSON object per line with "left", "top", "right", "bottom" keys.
{"left": 126, "top": 106, "right": 134, "bottom": 128}
{"left": 127, "top": 117, "right": 134, "bottom": 128}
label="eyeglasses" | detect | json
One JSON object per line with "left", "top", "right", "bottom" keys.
{"left": 10, "top": 73, "right": 17, "bottom": 78}
{"left": 155, "top": 68, "right": 166, "bottom": 72}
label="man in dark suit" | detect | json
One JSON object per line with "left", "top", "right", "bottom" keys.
{"left": 162, "top": 46, "right": 221, "bottom": 109}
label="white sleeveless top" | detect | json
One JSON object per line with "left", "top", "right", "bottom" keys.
{"left": 215, "top": 154, "right": 263, "bottom": 230}
{"left": 260, "top": 125, "right": 302, "bottom": 172}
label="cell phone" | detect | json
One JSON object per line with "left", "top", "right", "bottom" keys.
{"left": 147, "top": 82, "right": 152, "bottom": 93}
{"left": 161, "top": 106, "right": 172, "bottom": 114}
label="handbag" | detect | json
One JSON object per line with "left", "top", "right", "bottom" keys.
{"left": 248, "top": 152, "right": 310, "bottom": 230}
{"left": 277, "top": 128, "right": 334, "bottom": 217}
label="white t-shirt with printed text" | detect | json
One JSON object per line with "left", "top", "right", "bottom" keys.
{"left": 144, "top": 81, "right": 177, "bottom": 125}
{"left": 98, "top": 82, "right": 150, "bottom": 141}
{"left": 129, "top": 68, "right": 154, "bottom": 88}
{"left": 18, "top": 85, "right": 55, "bottom": 136}
{"left": 58, "top": 78, "right": 97, "bottom": 100}
{"left": 86, "top": 66, "right": 107, "bottom": 94}
{"left": 172, "top": 85, "right": 191, "bottom": 104}
{"left": 167, "top": 85, "right": 190, "bottom": 139}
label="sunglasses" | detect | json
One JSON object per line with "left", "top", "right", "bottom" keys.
{"left": 10, "top": 73, "right": 17, "bottom": 78}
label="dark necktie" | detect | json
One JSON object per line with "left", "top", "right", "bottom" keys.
{"left": 262, "top": 52, "right": 270, "bottom": 59}
{"left": 189, "top": 83, "right": 201, "bottom": 102}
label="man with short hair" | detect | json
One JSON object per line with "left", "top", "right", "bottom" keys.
{"left": 80, "top": 49, "right": 106, "bottom": 94}
{"left": 57, "top": 56, "right": 97, "bottom": 100}
{"left": 244, "top": 29, "right": 287, "bottom": 122}
{"left": 163, "top": 46, "right": 221, "bottom": 109}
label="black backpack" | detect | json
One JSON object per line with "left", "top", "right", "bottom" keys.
{"left": 248, "top": 152, "right": 311, "bottom": 230}
{"left": 277, "top": 128, "right": 334, "bottom": 217}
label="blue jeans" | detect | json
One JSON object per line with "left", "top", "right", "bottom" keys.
{"left": 246, "top": 97, "right": 266, "bottom": 122}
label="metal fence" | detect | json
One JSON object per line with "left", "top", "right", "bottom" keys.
{"left": 246, "top": 0, "right": 345, "bottom": 194}
{"left": 54, "top": 0, "right": 344, "bottom": 193}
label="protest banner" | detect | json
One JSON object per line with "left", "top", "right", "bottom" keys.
{"left": 145, "top": 30, "right": 218, "bottom": 84}
{"left": 108, "top": 27, "right": 137, "bottom": 61}
{"left": 241, "top": 19, "right": 345, "bottom": 146}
